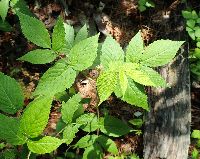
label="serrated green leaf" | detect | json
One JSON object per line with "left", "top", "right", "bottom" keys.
{"left": 126, "top": 31, "right": 144, "bottom": 63}
{"left": 0, "top": 0, "right": 9, "bottom": 21}
{"left": 186, "top": 19, "right": 196, "bottom": 28}
{"left": 182, "top": 10, "right": 192, "bottom": 19}
{"left": 195, "top": 28, "right": 200, "bottom": 38}
{"left": 17, "top": 12, "right": 51, "bottom": 48}
{"left": 189, "top": 30, "right": 196, "bottom": 40}
{"left": 76, "top": 113, "right": 99, "bottom": 132}
{"left": 192, "top": 10, "right": 198, "bottom": 19}
{"left": 74, "top": 24, "right": 88, "bottom": 44}
{"left": 75, "top": 134, "right": 98, "bottom": 148}
{"left": 99, "top": 115, "right": 131, "bottom": 137}
{"left": 83, "top": 143, "right": 103, "bottom": 159}
{"left": 33, "top": 60, "right": 76, "bottom": 96}
{"left": 192, "top": 130, "right": 200, "bottom": 139}
{"left": 0, "top": 149, "right": 16, "bottom": 159}
{"left": 115, "top": 78, "right": 148, "bottom": 110}
{"left": 52, "top": 17, "right": 66, "bottom": 52}
{"left": 63, "top": 124, "right": 79, "bottom": 145}
{"left": 140, "top": 40, "right": 184, "bottom": 67}
{"left": 119, "top": 70, "right": 128, "bottom": 95}
{"left": 96, "top": 135, "right": 118, "bottom": 155}
{"left": 11, "top": 0, "right": 33, "bottom": 17}
{"left": 19, "top": 97, "right": 52, "bottom": 138}
{"left": 0, "top": 72, "right": 24, "bottom": 114}
{"left": 126, "top": 65, "right": 166, "bottom": 87}
{"left": 63, "top": 23, "right": 74, "bottom": 52}
{"left": 68, "top": 34, "right": 99, "bottom": 71}
{"left": 0, "top": 114, "right": 26, "bottom": 145}
{"left": 97, "top": 71, "right": 117, "bottom": 105}
{"left": 27, "top": 136, "right": 63, "bottom": 154}
{"left": 0, "top": 19, "right": 12, "bottom": 32}
{"left": 100, "top": 36, "right": 124, "bottom": 70}
{"left": 18, "top": 49, "right": 57, "bottom": 64}
{"left": 61, "top": 93, "right": 82, "bottom": 124}
{"left": 192, "top": 148, "right": 199, "bottom": 159}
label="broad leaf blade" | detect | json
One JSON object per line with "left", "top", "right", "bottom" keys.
{"left": 17, "top": 12, "right": 51, "bottom": 48}
{"left": 64, "top": 23, "right": 74, "bottom": 52}
{"left": 76, "top": 113, "right": 99, "bottom": 132}
{"left": 126, "top": 31, "right": 144, "bottom": 63}
{"left": 126, "top": 64, "right": 166, "bottom": 87}
{"left": 0, "top": 72, "right": 24, "bottom": 114}
{"left": 68, "top": 34, "right": 99, "bottom": 71}
{"left": 33, "top": 60, "right": 76, "bottom": 96}
{"left": 99, "top": 115, "right": 131, "bottom": 137}
{"left": 18, "top": 49, "right": 57, "bottom": 64}
{"left": 97, "top": 71, "right": 117, "bottom": 105}
{"left": 63, "top": 124, "right": 79, "bottom": 145}
{"left": 19, "top": 97, "right": 52, "bottom": 138}
{"left": 74, "top": 24, "right": 88, "bottom": 45}
{"left": 52, "top": 17, "right": 66, "bottom": 52}
{"left": 75, "top": 135, "right": 98, "bottom": 148}
{"left": 61, "top": 93, "right": 82, "bottom": 124}
{"left": 140, "top": 40, "right": 184, "bottom": 67}
{"left": 100, "top": 36, "right": 124, "bottom": 70}
{"left": 27, "top": 136, "right": 63, "bottom": 154}
{"left": 0, "top": 114, "right": 26, "bottom": 145}
{"left": 83, "top": 143, "right": 103, "bottom": 159}
{"left": 11, "top": 0, "right": 33, "bottom": 17}
{"left": 115, "top": 78, "right": 148, "bottom": 110}
{"left": 96, "top": 135, "right": 118, "bottom": 155}
{"left": 119, "top": 70, "right": 128, "bottom": 95}
{"left": 0, "top": 0, "right": 9, "bottom": 21}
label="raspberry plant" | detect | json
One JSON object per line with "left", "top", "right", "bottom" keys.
{"left": 0, "top": 10, "right": 184, "bottom": 158}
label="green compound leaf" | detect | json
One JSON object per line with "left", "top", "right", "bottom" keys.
{"left": 76, "top": 113, "right": 99, "bottom": 132}
{"left": 74, "top": 24, "right": 88, "bottom": 45}
{"left": 99, "top": 115, "right": 131, "bottom": 137}
{"left": 27, "top": 136, "right": 63, "bottom": 154}
{"left": 18, "top": 49, "right": 57, "bottom": 64}
{"left": 97, "top": 71, "right": 117, "bottom": 105}
{"left": 0, "top": 0, "right": 9, "bottom": 21}
{"left": 17, "top": 12, "right": 51, "bottom": 48}
{"left": 115, "top": 78, "right": 148, "bottom": 110}
{"left": 126, "top": 31, "right": 144, "bottom": 63}
{"left": 33, "top": 60, "right": 76, "bottom": 96}
{"left": 140, "top": 40, "right": 184, "bottom": 67}
{"left": 63, "top": 124, "right": 79, "bottom": 145}
{"left": 0, "top": 72, "right": 24, "bottom": 114}
{"left": 96, "top": 135, "right": 118, "bottom": 155}
{"left": 61, "top": 93, "right": 82, "bottom": 124}
{"left": 83, "top": 143, "right": 103, "bottom": 159}
{"left": 126, "top": 65, "right": 166, "bottom": 87}
{"left": 75, "top": 134, "right": 98, "bottom": 148}
{"left": 0, "top": 114, "right": 26, "bottom": 145}
{"left": 19, "top": 97, "right": 52, "bottom": 138}
{"left": 68, "top": 34, "right": 99, "bottom": 71}
{"left": 63, "top": 23, "right": 74, "bottom": 53}
{"left": 100, "top": 36, "right": 124, "bottom": 70}
{"left": 52, "top": 17, "right": 66, "bottom": 52}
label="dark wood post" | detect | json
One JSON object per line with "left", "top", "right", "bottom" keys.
{"left": 143, "top": 16, "right": 191, "bottom": 159}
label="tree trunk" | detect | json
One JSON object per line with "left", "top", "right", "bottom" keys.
{"left": 143, "top": 11, "right": 191, "bottom": 159}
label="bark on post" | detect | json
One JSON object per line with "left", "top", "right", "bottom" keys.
{"left": 143, "top": 21, "right": 191, "bottom": 159}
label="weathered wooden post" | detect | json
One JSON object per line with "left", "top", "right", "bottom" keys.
{"left": 143, "top": 13, "right": 191, "bottom": 159}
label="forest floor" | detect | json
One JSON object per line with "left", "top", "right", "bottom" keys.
{"left": 0, "top": 0, "right": 200, "bottom": 158}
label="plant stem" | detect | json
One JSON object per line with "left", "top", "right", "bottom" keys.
{"left": 96, "top": 105, "right": 100, "bottom": 136}
{"left": 27, "top": 151, "right": 31, "bottom": 159}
